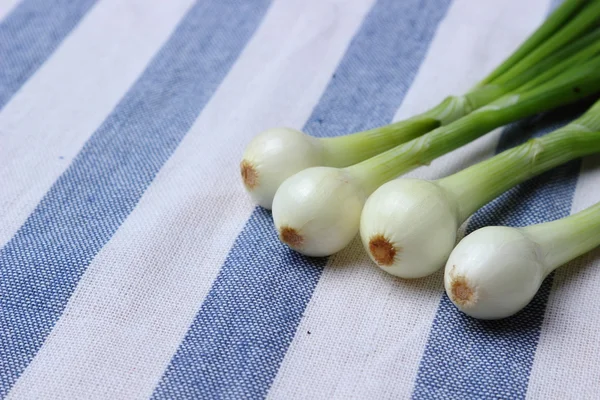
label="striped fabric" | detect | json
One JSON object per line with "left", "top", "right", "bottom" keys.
{"left": 0, "top": 0, "right": 599, "bottom": 399}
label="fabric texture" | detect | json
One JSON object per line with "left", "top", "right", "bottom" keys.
{"left": 1, "top": 0, "right": 599, "bottom": 399}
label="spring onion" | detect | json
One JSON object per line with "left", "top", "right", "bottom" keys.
{"left": 272, "top": 56, "right": 600, "bottom": 256}
{"left": 240, "top": 0, "right": 600, "bottom": 209}
{"left": 445, "top": 201, "right": 600, "bottom": 320}
{"left": 360, "top": 98, "right": 600, "bottom": 278}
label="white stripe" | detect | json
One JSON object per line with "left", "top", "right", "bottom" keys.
{"left": 526, "top": 154, "right": 600, "bottom": 400}
{"left": 0, "top": 0, "right": 20, "bottom": 21}
{"left": 0, "top": 0, "right": 194, "bottom": 247}
{"left": 268, "top": 1, "right": 551, "bottom": 398}
{"left": 6, "top": 1, "right": 376, "bottom": 399}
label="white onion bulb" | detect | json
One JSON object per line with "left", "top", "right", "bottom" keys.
{"left": 272, "top": 167, "right": 367, "bottom": 256}
{"left": 240, "top": 128, "right": 324, "bottom": 209}
{"left": 444, "top": 226, "right": 547, "bottom": 320}
{"left": 359, "top": 179, "right": 460, "bottom": 278}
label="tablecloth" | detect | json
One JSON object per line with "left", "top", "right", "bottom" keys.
{"left": 1, "top": 0, "right": 599, "bottom": 398}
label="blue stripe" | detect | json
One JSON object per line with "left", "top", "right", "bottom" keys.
{"left": 0, "top": 1, "right": 271, "bottom": 396}
{"left": 412, "top": 99, "right": 592, "bottom": 399}
{"left": 0, "top": 0, "right": 98, "bottom": 110}
{"left": 151, "top": 0, "right": 452, "bottom": 398}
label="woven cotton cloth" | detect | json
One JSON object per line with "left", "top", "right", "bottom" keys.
{"left": 1, "top": 0, "right": 599, "bottom": 398}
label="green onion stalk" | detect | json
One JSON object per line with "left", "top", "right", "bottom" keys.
{"left": 240, "top": 0, "right": 600, "bottom": 209}
{"left": 272, "top": 55, "right": 600, "bottom": 257}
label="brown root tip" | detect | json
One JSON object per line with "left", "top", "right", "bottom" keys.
{"left": 449, "top": 274, "right": 477, "bottom": 307}
{"left": 279, "top": 226, "right": 304, "bottom": 249}
{"left": 240, "top": 160, "right": 259, "bottom": 190}
{"left": 368, "top": 234, "right": 398, "bottom": 266}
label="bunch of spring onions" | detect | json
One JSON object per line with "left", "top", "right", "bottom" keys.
{"left": 241, "top": 0, "right": 600, "bottom": 210}
{"left": 239, "top": 0, "right": 600, "bottom": 290}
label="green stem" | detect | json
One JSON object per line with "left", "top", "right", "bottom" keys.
{"left": 463, "top": 27, "right": 600, "bottom": 111}
{"left": 437, "top": 101, "right": 600, "bottom": 221}
{"left": 316, "top": 2, "right": 600, "bottom": 167}
{"left": 346, "top": 55, "right": 600, "bottom": 194}
{"left": 480, "top": 0, "right": 596, "bottom": 86}
{"left": 319, "top": 115, "right": 440, "bottom": 167}
{"left": 516, "top": 27, "right": 600, "bottom": 92}
{"left": 524, "top": 201, "right": 600, "bottom": 273}
{"left": 319, "top": 93, "right": 501, "bottom": 167}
